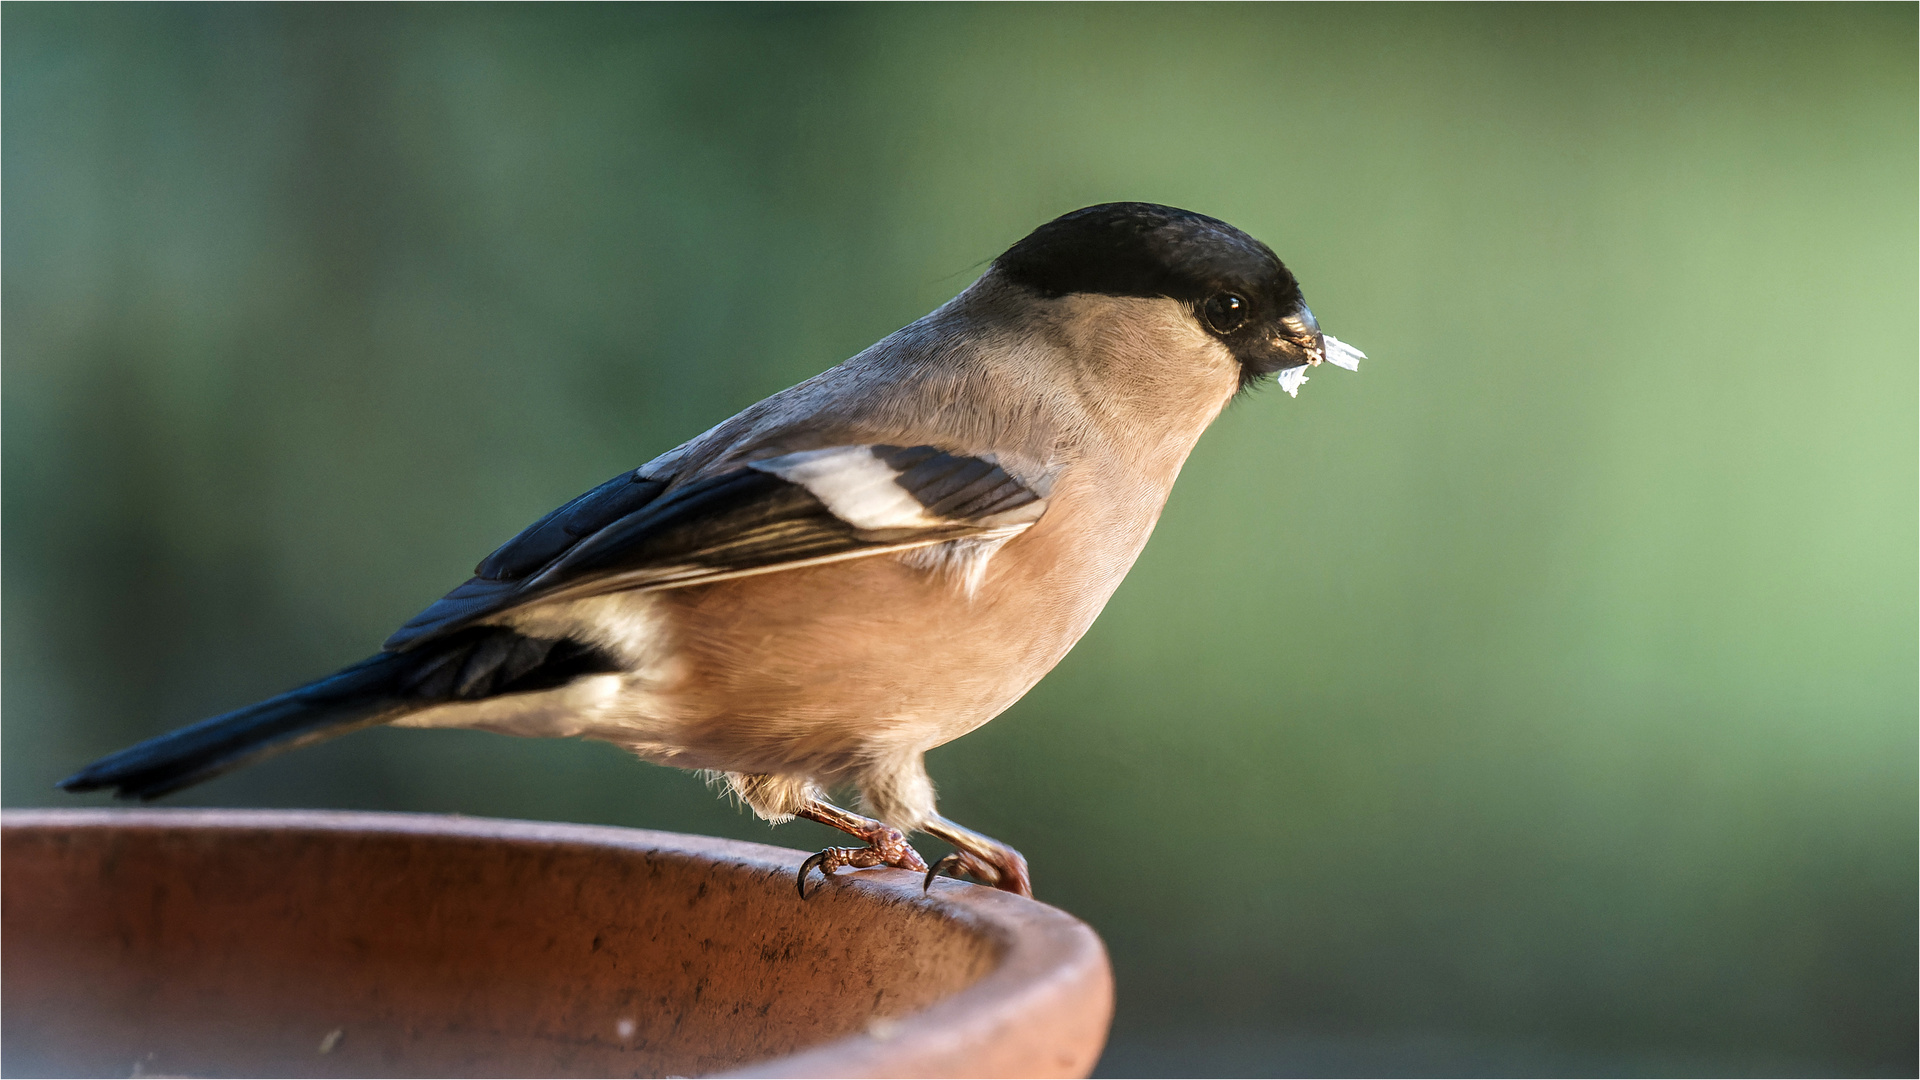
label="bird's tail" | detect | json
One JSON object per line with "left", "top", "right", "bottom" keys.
{"left": 59, "top": 625, "right": 623, "bottom": 801}
{"left": 57, "top": 653, "right": 410, "bottom": 801}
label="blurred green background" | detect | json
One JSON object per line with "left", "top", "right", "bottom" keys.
{"left": 5, "top": 4, "right": 1914, "bottom": 1076}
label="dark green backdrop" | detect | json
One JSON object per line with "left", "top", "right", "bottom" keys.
{"left": 6, "top": 5, "right": 1914, "bottom": 1076}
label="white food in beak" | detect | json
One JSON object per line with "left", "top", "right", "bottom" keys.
{"left": 1274, "top": 334, "right": 1363, "bottom": 398}
{"left": 1323, "top": 334, "right": 1365, "bottom": 372}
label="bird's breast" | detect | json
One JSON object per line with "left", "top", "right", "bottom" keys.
{"left": 640, "top": 458, "right": 1168, "bottom": 771}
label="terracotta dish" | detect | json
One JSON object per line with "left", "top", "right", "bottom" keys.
{"left": 3, "top": 809, "right": 1111, "bottom": 1078}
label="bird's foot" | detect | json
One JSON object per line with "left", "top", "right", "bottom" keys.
{"left": 921, "top": 818, "right": 1032, "bottom": 897}
{"left": 796, "top": 821, "right": 929, "bottom": 899}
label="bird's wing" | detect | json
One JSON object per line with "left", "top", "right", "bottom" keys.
{"left": 382, "top": 444, "right": 1046, "bottom": 651}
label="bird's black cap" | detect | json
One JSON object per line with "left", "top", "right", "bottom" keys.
{"left": 995, "top": 202, "right": 1298, "bottom": 306}
{"left": 995, "top": 202, "right": 1321, "bottom": 386}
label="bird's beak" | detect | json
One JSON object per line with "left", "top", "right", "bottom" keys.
{"left": 1281, "top": 303, "right": 1365, "bottom": 372}
{"left": 1281, "top": 304, "right": 1326, "bottom": 365}
{"left": 1273, "top": 303, "right": 1364, "bottom": 397}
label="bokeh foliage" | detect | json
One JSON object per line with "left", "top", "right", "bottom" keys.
{"left": 5, "top": 5, "right": 1914, "bottom": 1076}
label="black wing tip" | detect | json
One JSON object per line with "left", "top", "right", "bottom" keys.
{"left": 55, "top": 734, "right": 326, "bottom": 803}
{"left": 48, "top": 658, "right": 406, "bottom": 803}
{"left": 57, "top": 747, "right": 200, "bottom": 800}
{"left": 381, "top": 583, "right": 509, "bottom": 652}
{"left": 60, "top": 628, "right": 620, "bottom": 801}
{"left": 56, "top": 764, "right": 179, "bottom": 801}
{"left": 57, "top": 754, "right": 136, "bottom": 795}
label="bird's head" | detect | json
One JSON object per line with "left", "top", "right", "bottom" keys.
{"left": 987, "top": 202, "right": 1362, "bottom": 398}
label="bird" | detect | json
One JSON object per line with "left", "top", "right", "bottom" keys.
{"left": 59, "top": 202, "right": 1362, "bottom": 899}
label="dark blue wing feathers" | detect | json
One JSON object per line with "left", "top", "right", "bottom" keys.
{"left": 474, "top": 471, "right": 667, "bottom": 582}
{"left": 386, "top": 446, "right": 1041, "bottom": 652}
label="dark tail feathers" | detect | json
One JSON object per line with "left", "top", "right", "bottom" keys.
{"left": 57, "top": 653, "right": 408, "bottom": 801}
{"left": 58, "top": 626, "right": 621, "bottom": 801}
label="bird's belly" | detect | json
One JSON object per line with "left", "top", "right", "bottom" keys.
{"left": 636, "top": 507, "right": 1142, "bottom": 778}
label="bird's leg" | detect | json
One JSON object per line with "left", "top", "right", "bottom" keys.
{"left": 921, "top": 815, "right": 1032, "bottom": 897}
{"left": 794, "top": 798, "right": 929, "bottom": 899}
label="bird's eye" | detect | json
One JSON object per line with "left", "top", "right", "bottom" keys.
{"left": 1203, "top": 293, "right": 1250, "bottom": 334}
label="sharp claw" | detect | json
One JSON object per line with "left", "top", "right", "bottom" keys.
{"left": 922, "top": 852, "right": 964, "bottom": 893}
{"left": 798, "top": 851, "right": 830, "bottom": 899}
